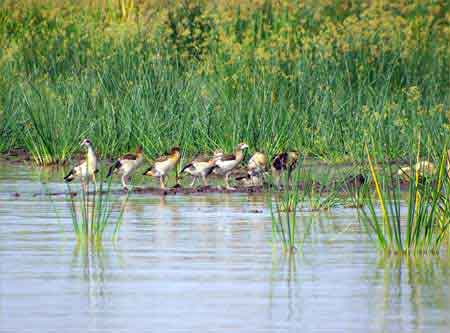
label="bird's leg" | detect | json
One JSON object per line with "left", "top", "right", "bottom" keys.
{"left": 92, "top": 173, "right": 97, "bottom": 191}
{"left": 121, "top": 175, "right": 129, "bottom": 191}
{"left": 81, "top": 178, "right": 87, "bottom": 193}
{"left": 159, "top": 176, "right": 165, "bottom": 189}
{"left": 202, "top": 175, "right": 208, "bottom": 187}
{"left": 190, "top": 177, "right": 197, "bottom": 187}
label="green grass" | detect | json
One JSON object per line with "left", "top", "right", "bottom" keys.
{"left": 0, "top": 2, "right": 449, "bottom": 164}
{"left": 358, "top": 145, "right": 450, "bottom": 255}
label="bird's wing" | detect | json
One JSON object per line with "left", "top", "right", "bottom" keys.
{"left": 120, "top": 153, "right": 137, "bottom": 160}
{"left": 155, "top": 155, "right": 169, "bottom": 163}
{"left": 221, "top": 154, "right": 237, "bottom": 161}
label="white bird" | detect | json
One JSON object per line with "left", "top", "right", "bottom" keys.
{"left": 214, "top": 142, "right": 249, "bottom": 190}
{"left": 143, "top": 147, "right": 181, "bottom": 189}
{"left": 64, "top": 139, "right": 98, "bottom": 188}
{"left": 181, "top": 152, "right": 223, "bottom": 187}
{"left": 107, "top": 145, "right": 144, "bottom": 190}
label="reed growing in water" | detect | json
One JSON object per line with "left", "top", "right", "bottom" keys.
{"left": 66, "top": 177, "right": 128, "bottom": 244}
{"left": 359, "top": 145, "right": 450, "bottom": 255}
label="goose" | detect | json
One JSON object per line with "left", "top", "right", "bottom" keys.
{"left": 107, "top": 145, "right": 144, "bottom": 190}
{"left": 143, "top": 147, "right": 181, "bottom": 189}
{"left": 397, "top": 160, "right": 436, "bottom": 180}
{"left": 214, "top": 143, "right": 249, "bottom": 190}
{"left": 181, "top": 152, "right": 224, "bottom": 187}
{"left": 271, "top": 150, "right": 299, "bottom": 188}
{"left": 235, "top": 151, "right": 268, "bottom": 186}
{"left": 247, "top": 151, "right": 267, "bottom": 185}
{"left": 64, "top": 139, "right": 98, "bottom": 188}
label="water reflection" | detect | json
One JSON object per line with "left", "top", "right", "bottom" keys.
{"left": 373, "top": 255, "right": 450, "bottom": 332}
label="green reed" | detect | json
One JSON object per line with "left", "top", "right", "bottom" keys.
{"left": 268, "top": 166, "right": 302, "bottom": 254}
{"left": 358, "top": 145, "right": 450, "bottom": 255}
{"left": 66, "top": 176, "right": 128, "bottom": 244}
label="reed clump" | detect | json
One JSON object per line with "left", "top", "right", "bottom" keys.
{"left": 269, "top": 171, "right": 301, "bottom": 254}
{"left": 66, "top": 177, "right": 128, "bottom": 244}
{"left": 358, "top": 145, "right": 450, "bottom": 255}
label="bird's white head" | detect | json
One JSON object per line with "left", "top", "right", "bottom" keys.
{"left": 238, "top": 142, "right": 249, "bottom": 150}
{"left": 81, "top": 139, "right": 92, "bottom": 147}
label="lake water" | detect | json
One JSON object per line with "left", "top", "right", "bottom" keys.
{"left": 0, "top": 163, "right": 449, "bottom": 332}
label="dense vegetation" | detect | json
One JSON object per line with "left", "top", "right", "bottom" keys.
{"left": 1, "top": 0, "right": 449, "bottom": 164}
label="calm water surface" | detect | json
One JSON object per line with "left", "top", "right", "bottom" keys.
{"left": 0, "top": 163, "right": 449, "bottom": 332}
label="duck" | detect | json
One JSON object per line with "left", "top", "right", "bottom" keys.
{"left": 107, "top": 145, "right": 144, "bottom": 190}
{"left": 143, "top": 147, "right": 181, "bottom": 189}
{"left": 64, "top": 139, "right": 98, "bottom": 188}
{"left": 214, "top": 142, "right": 249, "bottom": 190}
{"left": 181, "top": 152, "right": 223, "bottom": 187}
{"left": 271, "top": 150, "right": 299, "bottom": 188}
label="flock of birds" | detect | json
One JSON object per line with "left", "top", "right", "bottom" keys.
{"left": 64, "top": 139, "right": 299, "bottom": 191}
{"left": 64, "top": 139, "right": 449, "bottom": 192}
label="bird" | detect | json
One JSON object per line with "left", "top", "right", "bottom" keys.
{"left": 214, "top": 142, "right": 249, "bottom": 190}
{"left": 64, "top": 139, "right": 98, "bottom": 189}
{"left": 271, "top": 150, "right": 299, "bottom": 188}
{"left": 143, "top": 147, "right": 181, "bottom": 189}
{"left": 397, "top": 160, "right": 436, "bottom": 180}
{"left": 247, "top": 151, "right": 267, "bottom": 185}
{"left": 180, "top": 152, "right": 223, "bottom": 187}
{"left": 107, "top": 145, "right": 144, "bottom": 190}
{"left": 235, "top": 151, "right": 267, "bottom": 186}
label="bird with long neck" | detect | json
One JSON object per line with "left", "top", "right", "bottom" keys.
{"left": 214, "top": 142, "right": 249, "bottom": 190}
{"left": 64, "top": 139, "right": 98, "bottom": 189}
{"left": 107, "top": 145, "right": 144, "bottom": 191}
{"left": 143, "top": 147, "right": 181, "bottom": 189}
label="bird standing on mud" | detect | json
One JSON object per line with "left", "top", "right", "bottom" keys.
{"left": 235, "top": 151, "right": 268, "bottom": 186}
{"left": 143, "top": 147, "right": 181, "bottom": 189}
{"left": 181, "top": 152, "right": 224, "bottom": 187}
{"left": 64, "top": 139, "right": 98, "bottom": 189}
{"left": 271, "top": 150, "right": 299, "bottom": 188}
{"left": 214, "top": 142, "right": 249, "bottom": 190}
{"left": 107, "top": 145, "right": 144, "bottom": 191}
{"left": 246, "top": 151, "right": 267, "bottom": 185}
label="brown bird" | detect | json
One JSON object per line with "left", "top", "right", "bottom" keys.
{"left": 107, "top": 145, "right": 144, "bottom": 190}
{"left": 214, "top": 143, "right": 249, "bottom": 190}
{"left": 271, "top": 150, "right": 299, "bottom": 188}
{"left": 236, "top": 151, "right": 268, "bottom": 186}
{"left": 143, "top": 147, "right": 181, "bottom": 189}
{"left": 181, "top": 152, "right": 224, "bottom": 187}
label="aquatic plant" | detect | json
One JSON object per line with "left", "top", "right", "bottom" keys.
{"left": 66, "top": 177, "right": 128, "bottom": 243}
{"left": 269, "top": 168, "right": 302, "bottom": 254}
{"left": 358, "top": 145, "right": 450, "bottom": 255}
